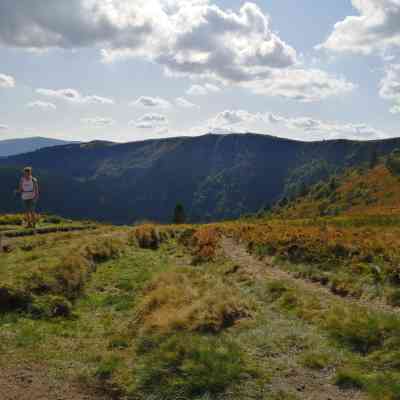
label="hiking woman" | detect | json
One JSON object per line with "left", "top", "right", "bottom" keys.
{"left": 16, "top": 167, "right": 39, "bottom": 228}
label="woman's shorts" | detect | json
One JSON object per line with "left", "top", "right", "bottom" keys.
{"left": 23, "top": 199, "right": 36, "bottom": 212}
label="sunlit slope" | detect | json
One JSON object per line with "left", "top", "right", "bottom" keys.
{"left": 278, "top": 162, "right": 400, "bottom": 218}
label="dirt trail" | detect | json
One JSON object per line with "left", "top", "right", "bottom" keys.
{"left": 220, "top": 236, "right": 371, "bottom": 400}
{"left": 221, "top": 236, "right": 398, "bottom": 315}
{"left": 0, "top": 365, "right": 112, "bottom": 400}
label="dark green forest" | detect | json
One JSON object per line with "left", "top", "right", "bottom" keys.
{"left": 0, "top": 133, "right": 398, "bottom": 223}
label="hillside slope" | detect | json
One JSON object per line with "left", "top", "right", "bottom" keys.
{"left": 0, "top": 137, "right": 74, "bottom": 157}
{"left": 277, "top": 160, "right": 400, "bottom": 218}
{"left": 2, "top": 133, "right": 400, "bottom": 223}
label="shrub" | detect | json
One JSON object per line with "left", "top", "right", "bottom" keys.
{"left": 191, "top": 226, "right": 220, "bottom": 264}
{"left": 134, "top": 225, "right": 163, "bottom": 249}
{"left": 134, "top": 333, "right": 250, "bottom": 398}
{"left": 173, "top": 203, "right": 186, "bottom": 224}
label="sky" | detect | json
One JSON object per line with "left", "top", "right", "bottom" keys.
{"left": 0, "top": 0, "right": 400, "bottom": 143}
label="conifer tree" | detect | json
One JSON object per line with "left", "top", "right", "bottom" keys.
{"left": 173, "top": 203, "right": 186, "bottom": 224}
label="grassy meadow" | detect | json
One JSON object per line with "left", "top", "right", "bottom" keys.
{"left": 1, "top": 213, "right": 400, "bottom": 399}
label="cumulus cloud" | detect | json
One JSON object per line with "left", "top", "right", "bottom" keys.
{"left": 195, "top": 109, "right": 386, "bottom": 140}
{"left": 242, "top": 68, "right": 356, "bottom": 102}
{"left": 1, "top": 0, "right": 297, "bottom": 81}
{"left": 212, "top": 109, "right": 262, "bottom": 127}
{"left": 132, "top": 113, "right": 169, "bottom": 129}
{"left": 0, "top": 1, "right": 355, "bottom": 102}
{"left": 175, "top": 97, "right": 198, "bottom": 108}
{"left": 267, "top": 112, "right": 385, "bottom": 140}
{"left": 380, "top": 64, "right": 400, "bottom": 113}
{"left": 318, "top": 0, "right": 400, "bottom": 55}
{"left": 82, "top": 117, "right": 115, "bottom": 126}
{"left": 36, "top": 88, "right": 114, "bottom": 104}
{"left": 189, "top": 109, "right": 263, "bottom": 134}
{"left": 27, "top": 100, "right": 57, "bottom": 110}
{"left": 131, "top": 96, "right": 171, "bottom": 108}
{"left": 0, "top": 124, "right": 8, "bottom": 130}
{"left": 0, "top": 73, "right": 15, "bottom": 88}
{"left": 186, "top": 83, "right": 221, "bottom": 96}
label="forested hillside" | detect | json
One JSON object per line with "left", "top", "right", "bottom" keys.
{"left": 1, "top": 133, "right": 399, "bottom": 223}
{"left": 276, "top": 150, "right": 400, "bottom": 219}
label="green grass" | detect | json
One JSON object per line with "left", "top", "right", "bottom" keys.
{"left": 4, "top": 216, "right": 400, "bottom": 399}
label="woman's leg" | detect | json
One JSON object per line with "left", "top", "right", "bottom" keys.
{"left": 24, "top": 201, "right": 33, "bottom": 227}
{"left": 31, "top": 211, "right": 37, "bottom": 227}
{"left": 25, "top": 211, "right": 31, "bottom": 227}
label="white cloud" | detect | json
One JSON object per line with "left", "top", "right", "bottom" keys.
{"left": 36, "top": 88, "right": 114, "bottom": 104}
{"left": 132, "top": 113, "right": 169, "bottom": 129}
{"left": 102, "top": 2, "right": 298, "bottom": 83}
{"left": 212, "top": 110, "right": 262, "bottom": 127}
{"left": 193, "top": 109, "right": 386, "bottom": 140}
{"left": 318, "top": 0, "right": 400, "bottom": 55}
{"left": 242, "top": 68, "right": 356, "bottom": 102}
{"left": 380, "top": 64, "right": 400, "bottom": 113}
{"left": 27, "top": 100, "right": 57, "bottom": 110}
{"left": 82, "top": 117, "right": 115, "bottom": 126}
{"left": 187, "top": 85, "right": 207, "bottom": 96}
{"left": 267, "top": 112, "right": 385, "bottom": 140}
{"left": 175, "top": 97, "right": 198, "bottom": 108}
{"left": 0, "top": 124, "right": 8, "bottom": 130}
{"left": 0, "top": 73, "right": 15, "bottom": 88}
{"left": 0, "top": 1, "right": 355, "bottom": 102}
{"left": 131, "top": 96, "right": 171, "bottom": 108}
{"left": 186, "top": 83, "right": 221, "bottom": 96}
{"left": 190, "top": 109, "right": 263, "bottom": 134}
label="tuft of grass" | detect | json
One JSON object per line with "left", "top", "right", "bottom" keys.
{"left": 325, "top": 306, "right": 400, "bottom": 355}
{"left": 387, "top": 289, "right": 400, "bottom": 307}
{"left": 301, "top": 350, "right": 333, "bottom": 370}
{"left": 133, "top": 224, "right": 165, "bottom": 249}
{"left": 134, "top": 332, "right": 252, "bottom": 398}
{"left": 95, "top": 355, "right": 122, "bottom": 381}
{"left": 135, "top": 268, "right": 251, "bottom": 335}
{"left": 335, "top": 367, "right": 366, "bottom": 390}
{"left": 1, "top": 236, "right": 126, "bottom": 317}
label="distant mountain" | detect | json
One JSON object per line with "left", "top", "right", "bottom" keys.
{"left": 1, "top": 133, "right": 400, "bottom": 223}
{"left": 0, "top": 137, "right": 76, "bottom": 157}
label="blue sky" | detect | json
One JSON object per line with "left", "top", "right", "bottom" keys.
{"left": 0, "top": 0, "right": 399, "bottom": 142}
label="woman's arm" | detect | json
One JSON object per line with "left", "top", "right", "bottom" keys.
{"left": 34, "top": 179, "right": 39, "bottom": 200}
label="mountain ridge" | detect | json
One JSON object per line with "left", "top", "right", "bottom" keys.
{"left": 0, "top": 136, "right": 76, "bottom": 157}
{"left": 1, "top": 132, "right": 400, "bottom": 223}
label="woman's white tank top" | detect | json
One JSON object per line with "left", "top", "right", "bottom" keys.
{"left": 21, "top": 178, "right": 35, "bottom": 200}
